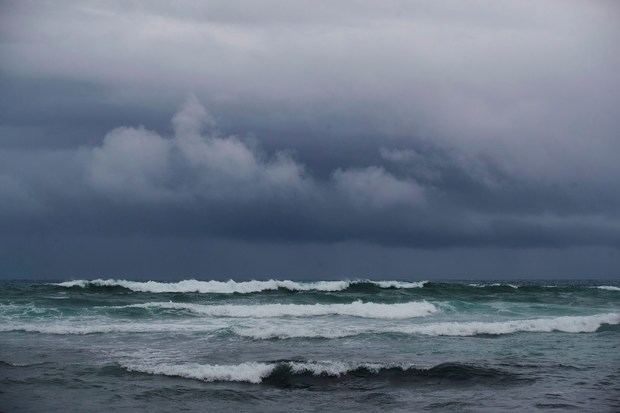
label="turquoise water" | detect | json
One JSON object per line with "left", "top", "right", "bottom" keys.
{"left": 1, "top": 279, "right": 619, "bottom": 411}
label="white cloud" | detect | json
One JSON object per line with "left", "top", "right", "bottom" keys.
{"left": 332, "top": 166, "right": 425, "bottom": 209}
{"left": 88, "top": 97, "right": 311, "bottom": 203}
{"left": 90, "top": 126, "right": 172, "bottom": 202}
{"left": 88, "top": 98, "right": 429, "bottom": 210}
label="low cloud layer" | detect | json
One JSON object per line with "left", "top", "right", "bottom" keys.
{"left": 0, "top": 1, "right": 619, "bottom": 277}
{"left": 1, "top": 96, "right": 618, "bottom": 251}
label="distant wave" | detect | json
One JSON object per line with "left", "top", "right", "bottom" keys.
{"left": 234, "top": 313, "right": 620, "bottom": 339}
{"left": 466, "top": 283, "right": 620, "bottom": 291}
{"left": 120, "top": 360, "right": 522, "bottom": 385}
{"left": 0, "top": 360, "right": 48, "bottom": 368}
{"left": 595, "top": 286, "right": 620, "bottom": 291}
{"left": 468, "top": 283, "right": 519, "bottom": 289}
{"left": 115, "top": 300, "right": 439, "bottom": 319}
{"left": 0, "top": 322, "right": 223, "bottom": 335}
{"left": 0, "top": 303, "right": 60, "bottom": 317}
{"left": 4, "top": 313, "right": 617, "bottom": 337}
{"left": 54, "top": 279, "right": 428, "bottom": 293}
{"left": 53, "top": 279, "right": 620, "bottom": 295}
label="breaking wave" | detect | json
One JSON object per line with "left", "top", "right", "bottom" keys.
{"left": 115, "top": 300, "right": 439, "bottom": 319}
{"left": 468, "top": 283, "right": 519, "bottom": 289}
{"left": 595, "top": 286, "right": 620, "bottom": 291}
{"left": 466, "top": 283, "right": 620, "bottom": 291}
{"left": 54, "top": 279, "right": 428, "bottom": 293}
{"left": 51, "top": 279, "right": 620, "bottom": 296}
{"left": 5, "top": 313, "right": 617, "bottom": 337}
{"left": 234, "top": 313, "right": 620, "bottom": 339}
{"left": 119, "top": 360, "right": 524, "bottom": 386}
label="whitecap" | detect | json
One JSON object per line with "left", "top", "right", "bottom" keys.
{"left": 233, "top": 313, "right": 620, "bottom": 339}
{"left": 595, "top": 286, "right": 620, "bottom": 291}
{"left": 467, "top": 283, "right": 519, "bottom": 289}
{"left": 54, "top": 279, "right": 428, "bottom": 293}
{"left": 120, "top": 360, "right": 409, "bottom": 384}
{"left": 116, "top": 300, "right": 439, "bottom": 319}
{"left": 122, "top": 361, "right": 275, "bottom": 384}
{"left": 7, "top": 313, "right": 616, "bottom": 337}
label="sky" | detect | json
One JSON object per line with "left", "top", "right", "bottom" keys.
{"left": 1, "top": 0, "right": 619, "bottom": 280}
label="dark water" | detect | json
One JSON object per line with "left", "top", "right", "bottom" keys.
{"left": 1, "top": 279, "right": 619, "bottom": 412}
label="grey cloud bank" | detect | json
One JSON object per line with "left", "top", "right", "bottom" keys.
{"left": 0, "top": 0, "right": 619, "bottom": 278}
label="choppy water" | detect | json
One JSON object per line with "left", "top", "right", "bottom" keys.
{"left": 1, "top": 279, "right": 619, "bottom": 412}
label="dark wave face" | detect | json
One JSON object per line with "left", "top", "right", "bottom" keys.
{"left": 36, "top": 279, "right": 620, "bottom": 307}
{"left": 262, "top": 362, "right": 530, "bottom": 389}
{"left": 1, "top": 279, "right": 619, "bottom": 412}
{"left": 113, "top": 360, "right": 531, "bottom": 389}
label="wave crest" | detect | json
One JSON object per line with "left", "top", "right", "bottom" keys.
{"left": 54, "top": 279, "right": 428, "bottom": 293}
{"left": 120, "top": 360, "right": 523, "bottom": 386}
{"left": 3, "top": 313, "right": 617, "bottom": 336}
{"left": 117, "top": 300, "right": 439, "bottom": 319}
{"left": 468, "top": 283, "right": 519, "bottom": 289}
{"left": 595, "top": 286, "right": 620, "bottom": 291}
{"left": 234, "top": 313, "right": 620, "bottom": 339}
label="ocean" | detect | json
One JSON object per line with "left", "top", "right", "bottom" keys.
{"left": 0, "top": 279, "right": 618, "bottom": 412}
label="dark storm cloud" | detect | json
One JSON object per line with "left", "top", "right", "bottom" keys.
{"left": 1, "top": 96, "right": 618, "bottom": 250}
{"left": 0, "top": 0, "right": 619, "bottom": 277}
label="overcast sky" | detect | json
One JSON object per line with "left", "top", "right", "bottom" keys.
{"left": 1, "top": 0, "right": 619, "bottom": 279}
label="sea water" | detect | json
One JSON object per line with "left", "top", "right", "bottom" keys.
{"left": 0, "top": 279, "right": 618, "bottom": 411}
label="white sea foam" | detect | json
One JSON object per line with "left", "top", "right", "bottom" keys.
{"left": 54, "top": 279, "right": 428, "bottom": 293}
{"left": 123, "top": 361, "right": 275, "bottom": 383}
{"left": 120, "top": 360, "right": 408, "bottom": 383}
{"left": 595, "top": 286, "right": 620, "bottom": 291}
{"left": 233, "top": 313, "right": 620, "bottom": 339}
{"left": 371, "top": 281, "right": 427, "bottom": 289}
{"left": 4, "top": 313, "right": 617, "bottom": 337}
{"left": 468, "top": 283, "right": 519, "bottom": 288}
{"left": 118, "top": 300, "right": 439, "bottom": 319}
{"left": 0, "top": 303, "right": 57, "bottom": 316}
{"left": 399, "top": 313, "right": 620, "bottom": 336}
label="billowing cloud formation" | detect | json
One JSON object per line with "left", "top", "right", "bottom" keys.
{"left": 0, "top": 0, "right": 619, "bottom": 277}
{"left": 1, "top": 97, "right": 434, "bottom": 246}
{"left": 87, "top": 96, "right": 423, "bottom": 215}
{"left": 89, "top": 96, "right": 311, "bottom": 203}
{"left": 1, "top": 96, "right": 618, "bottom": 250}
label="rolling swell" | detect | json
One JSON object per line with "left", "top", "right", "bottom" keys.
{"left": 421, "top": 282, "right": 620, "bottom": 295}
{"left": 53, "top": 279, "right": 427, "bottom": 294}
{"left": 119, "top": 360, "right": 528, "bottom": 387}
{"left": 235, "top": 313, "right": 620, "bottom": 339}
{"left": 263, "top": 362, "right": 529, "bottom": 388}
{"left": 51, "top": 279, "right": 619, "bottom": 296}
{"left": 2, "top": 313, "right": 617, "bottom": 336}
{"left": 109, "top": 300, "right": 439, "bottom": 319}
